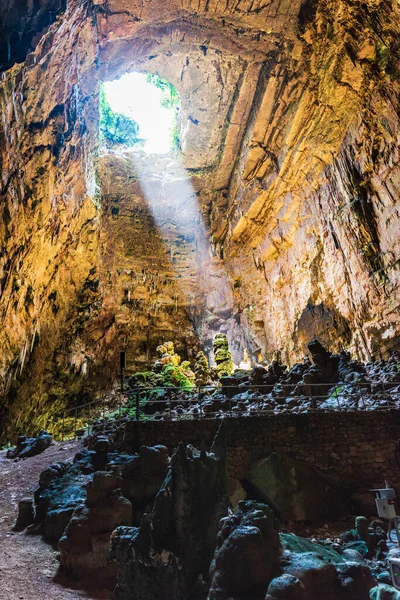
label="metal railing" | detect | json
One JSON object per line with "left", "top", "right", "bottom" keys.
{"left": 45, "top": 380, "right": 400, "bottom": 442}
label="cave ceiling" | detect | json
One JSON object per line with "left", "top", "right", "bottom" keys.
{"left": 96, "top": 3, "right": 287, "bottom": 184}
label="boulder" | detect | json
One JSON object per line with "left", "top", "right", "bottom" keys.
{"left": 370, "top": 584, "right": 400, "bottom": 599}
{"left": 7, "top": 430, "right": 52, "bottom": 459}
{"left": 281, "top": 551, "right": 374, "bottom": 599}
{"left": 250, "top": 366, "right": 268, "bottom": 386}
{"left": 265, "top": 573, "right": 306, "bottom": 600}
{"left": 246, "top": 452, "right": 349, "bottom": 522}
{"left": 208, "top": 500, "right": 281, "bottom": 600}
{"left": 265, "top": 532, "right": 374, "bottom": 600}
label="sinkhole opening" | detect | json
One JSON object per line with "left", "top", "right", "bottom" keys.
{"left": 100, "top": 72, "right": 180, "bottom": 155}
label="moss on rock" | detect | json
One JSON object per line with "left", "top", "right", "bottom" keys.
{"left": 213, "top": 334, "right": 233, "bottom": 377}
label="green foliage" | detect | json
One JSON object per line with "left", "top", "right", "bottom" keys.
{"left": 99, "top": 85, "right": 142, "bottom": 148}
{"left": 145, "top": 73, "right": 181, "bottom": 151}
{"left": 145, "top": 73, "right": 180, "bottom": 109}
{"left": 170, "top": 122, "right": 180, "bottom": 151}
{"left": 160, "top": 364, "right": 194, "bottom": 389}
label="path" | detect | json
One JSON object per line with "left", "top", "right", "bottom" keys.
{"left": 0, "top": 440, "right": 113, "bottom": 600}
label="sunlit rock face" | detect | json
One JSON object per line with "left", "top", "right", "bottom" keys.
{"left": 0, "top": 0, "right": 101, "bottom": 440}
{"left": 222, "top": 1, "right": 400, "bottom": 362}
{"left": 97, "top": 152, "right": 200, "bottom": 367}
{"left": 0, "top": 0, "right": 399, "bottom": 439}
{"left": 97, "top": 151, "right": 247, "bottom": 367}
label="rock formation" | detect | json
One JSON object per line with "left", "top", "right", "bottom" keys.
{"left": 13, "top": 498, "right": 35, "bottom": 531}
{"left": 15, "top": 420, "right": 400, "bottom": 598}
{"left": 209, "top": 501, "right": 375, "bottom": 600}
{"left": 118, "top": 444, "right": 169, "bottom": 524}
{"left": 58, "top": 468, "right": 132, "bottom": 580}
{"left": 213, "top": 335, "right": 234, "bottom": 377}
{"left": 128, "top": 341, "right": 195, "bottom": 390}
{"left": 194, "top": 351, "right": 212, "bottom": 387}
{"left": 208, "top": 500, "right": 281, "bottom": 600}
{"left": 6, "top": 430, "right": 52, "bottom": 459}
{"left": 341, "top": 516, "right": 388, "bottom": 559}
{"left": 28, "top": 436, "right": 170, "bottom": 582}
{"left": 111, "top": 424, "right": 229, "bottom": 599}
{"left": 119, "top": 341, "right": 400, "bottom": 420}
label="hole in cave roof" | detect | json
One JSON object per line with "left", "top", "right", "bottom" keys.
{"left": 100, "top": 71, "right": 180, "bottom": 155}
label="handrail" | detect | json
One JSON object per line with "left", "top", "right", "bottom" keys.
{"left": 48, "top": 379, "right": 399, "bottom": 443}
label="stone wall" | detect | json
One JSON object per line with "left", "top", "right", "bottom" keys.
{"left": 123, "top": 411, "right": 400, "bottom": 495}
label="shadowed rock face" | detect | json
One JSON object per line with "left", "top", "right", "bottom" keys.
{"left": 208, "top": 500, "right": 282, "bottom": 600}
{"left": 111, "top": 424, "right": 229, "bottom": 600}
{"left": 28, "top": 437, "right": 169, "bottom": 583}
{"left": 58, "top": 469, "right": 133, "bottom": 581}
{"left": 0, "top": 0, "right": 399, "bottom": 440}
{"left": 246, "top": 453, "right": 350, "bottom": 523}
{"left": 0, "top": 0, "right": 66, "bottom": 71}
{"left": 209, "top": 502, "right": 374, "bottom": 600}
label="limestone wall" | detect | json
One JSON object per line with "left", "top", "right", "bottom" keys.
{"left": 123, "top": 411, "right": 400, "bottom": 495}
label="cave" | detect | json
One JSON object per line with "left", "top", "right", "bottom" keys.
{"left": 0, "top": 0, "right": 399, "bottom": 598}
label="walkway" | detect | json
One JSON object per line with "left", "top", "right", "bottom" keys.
{"left": 0, "top": 440, "right": 112, "bottom": 600}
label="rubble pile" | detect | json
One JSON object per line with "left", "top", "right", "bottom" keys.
{"left": 124, "top": 340, "right": 400, "bottom": 421}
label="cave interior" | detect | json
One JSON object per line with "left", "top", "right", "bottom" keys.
{"left": 0, "top": 0, "right": 400, "bottom": 598}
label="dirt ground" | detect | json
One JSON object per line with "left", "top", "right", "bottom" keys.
{"left": 0, "top": 440, "right": 113, "bottom": 600}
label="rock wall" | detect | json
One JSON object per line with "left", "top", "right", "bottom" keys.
{"left": 123, "top": 411, "right": 400, "bottom": 507}
{"left": 0, "top": 0, "right": 399, "bottom": 439}
{"left": 97, "top": 153, "right": 201, "bottom": 368}
{"left": 0, "top": 0, "right": 101, "bottom": 440}
{"left": 222, "top": 0, "right": 400, "bottom": 362}
{"left": 0, "top": 0, "right": 67, "bottom": 71}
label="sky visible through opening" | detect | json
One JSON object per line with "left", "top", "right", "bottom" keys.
{"left": 103, "top": 72, "right": 177, "bottom": 154}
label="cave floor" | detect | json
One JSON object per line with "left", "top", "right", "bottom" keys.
{"left": 0, "top": 440, "right": 113, "bottom": 600}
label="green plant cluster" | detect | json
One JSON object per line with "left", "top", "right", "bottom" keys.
{"left": 99, "top": 85, "right": 142, "bottom": 148}
{"left": 145, "top": 73, "right": 179, "bottom": 109}
{"left": 213, "top": 333, "right": 234, "bottom": 376}
{"left": 145, "top": 73, "right": 180, "bottom": 151}
{"left": 129, "top": 365, "right": 194, "bottom": 391}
